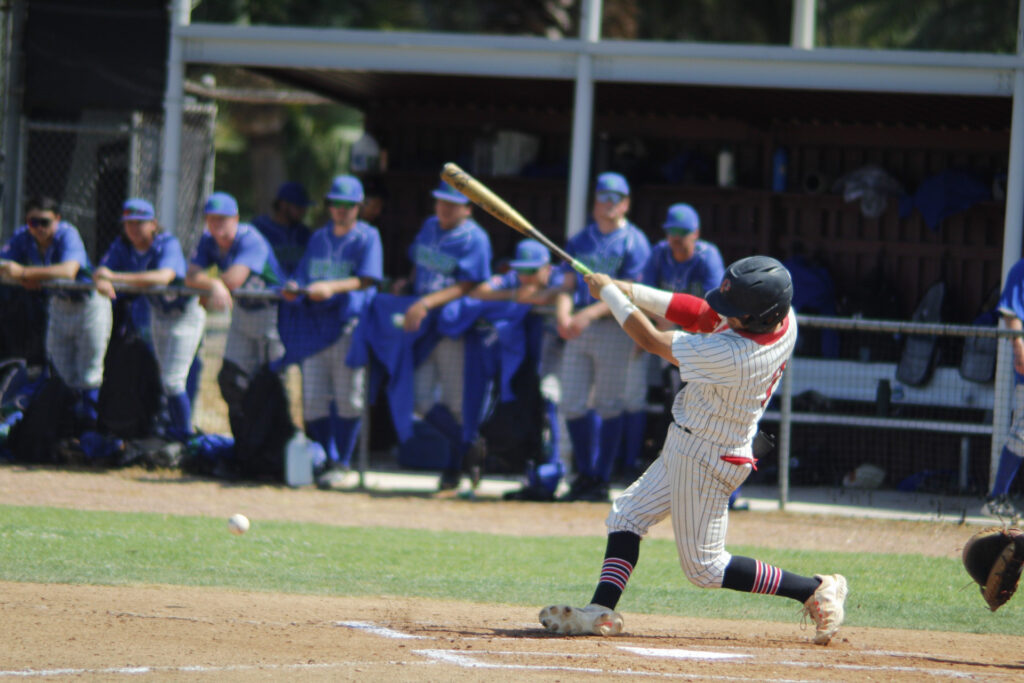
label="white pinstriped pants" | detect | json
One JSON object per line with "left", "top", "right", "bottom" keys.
{"left": 607, "top": 422, "right": 753, "bottom": 588}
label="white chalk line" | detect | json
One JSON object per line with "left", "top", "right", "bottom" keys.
{"left": 619, "top": 646, "right": 752, "bottom": 661}
{"left": 412, "top": 649, "right": 806, "bottom": 680}
{"left": 5, "top": 620, "right": 1011, "bottom": 680}
{"left": 0, "top": 662, "right": 418, "bottom": 678}
{"left": 334, "top": 620, "right": 427, "bottom": 639}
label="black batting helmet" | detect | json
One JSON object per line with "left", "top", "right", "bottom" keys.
{"left": 705, "top": 256, "right": 793, "bottom": 333}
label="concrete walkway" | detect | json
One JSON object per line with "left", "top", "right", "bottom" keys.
{"left": 349, "top": 465, "right": 1017, "bottom": 527}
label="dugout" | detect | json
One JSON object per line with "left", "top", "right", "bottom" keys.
{"left": 250, "top": 70, "right": 1010, "bottom": 325}
{"left": 156, "top": 4, "right": 1024, "bottom": 489}
{"left": 5, "top": 1, "right": 1024, "bottom": 494}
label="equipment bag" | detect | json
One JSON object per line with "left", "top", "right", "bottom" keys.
{"left": 98, "top": 324, "right": 163, "bottom": 439}
{"left": 7, "top": 365, "right": 77, "bottom": 463}
{"left": 896, "top": 281, "right": 946, "bottom": 387}
{"left": 478, "top": 360, "right": 545, "bottom": 474}
{"left": 229, "top": 365, "right": 296, "bottom": 482}
{"left": 959, "top": 288, "right": 1000, "bottom": 384}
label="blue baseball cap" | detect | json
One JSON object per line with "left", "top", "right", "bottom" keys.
{"left": 663, "top": 203, "right": 700, "bottom": 234}
{"left": 432, "top": 180, "right": 469, "bottom": 205}
{"left": 326, "top": 175, "right": 365, "bottom": 202}
{"left": 121, "top": 198, "right": 155, "bottom": 221}
{"left": 276, "top": 181, "right": 312, "bottom": 207}
{"left": 595, "top": 172, "right": 630, "bottom": 197}
{"left": 204, "top": 192, "right": 239, "bottom": 216}
{"left": 509, "top": 239, "right": 551, "bottom": 270}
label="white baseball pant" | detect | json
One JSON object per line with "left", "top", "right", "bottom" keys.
{"left": 1005, "top": 383, "right": 1024, "bottom": 457}
{"left": 150, "top": 298, "right": 206, "bottom": 395}
{"left": 414, "top": 335, "right": 465, "bottom": 422}
{"left": 559, "top": 318, "right": 635, "bottom": 419}
{"left": 606, "top": 422, "right": 753, "bottom": 588}
{"left": 223, "top": 304, "right": 284, "bottom": 377}
{"left": 302, "top": 325, "right": 365, "bottom": 422}
{"left": 47, "top": 291, "right": 113, "bottom": 390}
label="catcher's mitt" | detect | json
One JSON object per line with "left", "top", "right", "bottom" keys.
{"left": 962, "top": 527, "right": 1024, "bottom": 611}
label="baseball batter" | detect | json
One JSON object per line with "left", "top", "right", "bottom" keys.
{"left": 539, "top": 256, "right": 848, "bottom": 645}
{"left": 186, "top": 192, "right": 286, "bottom": 417}
{"left": 94, "top": 198, "right": 206, "bottom": 440}
{"left": 0, "top": 196, "right": 112, "bottom": 425}
{"left": 284, "top": 175, "right": 383, "bottom": 489}
{"left": 555, "top": 172, "right": 650, "bottom": 502}
{"left": 401, "top": 180, "right": 492, "bottom": 491}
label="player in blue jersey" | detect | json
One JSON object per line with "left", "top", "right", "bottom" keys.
{"left": 399, "top": 180, "right": 493, "bottom": 491}
{"left": 619, "top": 203, "right": 726, "bottom": 485}
{"left": 0, "top": 196, "right": 112, "bottom": 425}
{"left": 555, "top": 173, "right": 651, "bottom": 502}
{"left": 251, "top": 181, "right": 314, "bottom": 277}
{"left": 94, "top": 198, "right": 206, "bottom": 440}
{"left": 471, "top": 239, "right": 567, "bottom": 500}
{"left": 283, "top": 175, "right": 383, "bottom": 489}
{"left": 186, "top": 192, "right": 286, "bottom": 423}
{"left": 987, "top": 257, "right": 1024, "bottom": 520}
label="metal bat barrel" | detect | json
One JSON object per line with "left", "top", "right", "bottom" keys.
{"left": 440, "top": 162, "right": 592, "bottom": 275}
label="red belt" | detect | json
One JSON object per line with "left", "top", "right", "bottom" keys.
{"left": 720, "top": 455, "right": 758, "bottom": 471}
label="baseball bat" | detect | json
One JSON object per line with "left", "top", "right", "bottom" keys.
{"left": 441, "top": 162, "right": 593, "bottom": 275}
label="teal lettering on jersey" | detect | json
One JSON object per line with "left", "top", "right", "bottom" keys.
{"left": 308, "top": 258, "right": 354, "bottom": 281}
{"left": 413, "top": 244, "right": 458, "bottom": 275}
{"left": 579, "top": 253, "right": 624, "bottom": 275}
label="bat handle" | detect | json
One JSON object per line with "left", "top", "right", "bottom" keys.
{"left": 572, "top": 260, "right": 593, "bottom": 276}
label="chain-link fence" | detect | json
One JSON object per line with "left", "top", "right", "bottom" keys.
{"left": 753, "top": 316, "right": 1023, "bottom": 507}
{"left": 12, "top": 103, "right": 216, "bottom": 261}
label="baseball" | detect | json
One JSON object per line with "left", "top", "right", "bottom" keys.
{"left": 227, "top": 513, "right": 250, "bottom": 535}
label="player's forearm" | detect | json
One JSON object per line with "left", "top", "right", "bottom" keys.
{"left": 20, "top": 261, "right": 80, "bottom": 282}
{"left": 98, "top": 268, "right": 176, "bottom": 288}
{"left": 419, "top": 280, "right": 476, "bottom": 310}
{"left": 579, "top": 299, "right": 610, "bottom": 321}
{"left": 318, "top": 276, "right": 369, "bottom": 296}
{"left": 185, "top": 268, "right": 217, "bottom": 291}
{"left": 467, "top": 282, "right": 514, "bottom": 302}
{"left": 220, "top": 264, "right": 252, "bottom": 290}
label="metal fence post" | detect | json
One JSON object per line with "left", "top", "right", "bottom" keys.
{"left": 358, "top": 365, "right": 370, "bottom": 490}
{"left": 778, "top": 358, "right": 794, "bottom": 510}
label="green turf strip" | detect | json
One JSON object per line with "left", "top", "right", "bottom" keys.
{"left": 1, "top": 505, "right": 1020, "bottom": 635}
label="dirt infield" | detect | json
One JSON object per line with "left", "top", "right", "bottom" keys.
{"left": 3, "top": 465, "right": 1024, "bottom": 681}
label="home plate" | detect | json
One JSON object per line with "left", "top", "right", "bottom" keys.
{"left": 620, "top": 646, "right": 752, "bottom": 661}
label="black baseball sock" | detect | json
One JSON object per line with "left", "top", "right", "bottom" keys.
{"left": 721, "top": 555, "right": 821, "bottom": 602}
{"left": 589, "top": 531, "right": 641, "bottom": 609}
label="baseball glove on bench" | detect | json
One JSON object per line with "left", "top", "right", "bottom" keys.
{"left": 962, "top": 527, "right": 1024, "bottom": 611}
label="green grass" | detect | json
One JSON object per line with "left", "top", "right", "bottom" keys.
{"left": 2, "top": 504, "right": 1021, "bottom": 636}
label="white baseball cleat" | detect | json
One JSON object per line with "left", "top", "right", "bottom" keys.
{"left": 539, "top": 603, "right": 624, "bottom": 636}
{"left": 802, "top": 573, "right": 848, "bottom": 645}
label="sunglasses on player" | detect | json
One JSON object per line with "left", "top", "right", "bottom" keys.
{"left": 28, "top": 217, "right": 54, "bottom": 228}
{"left": 595, "top": 191, "right": 625, "bottom": 204}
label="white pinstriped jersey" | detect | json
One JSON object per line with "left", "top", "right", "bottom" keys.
{"left": 670, "top": 309, "right": 796, "bottom": 449}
